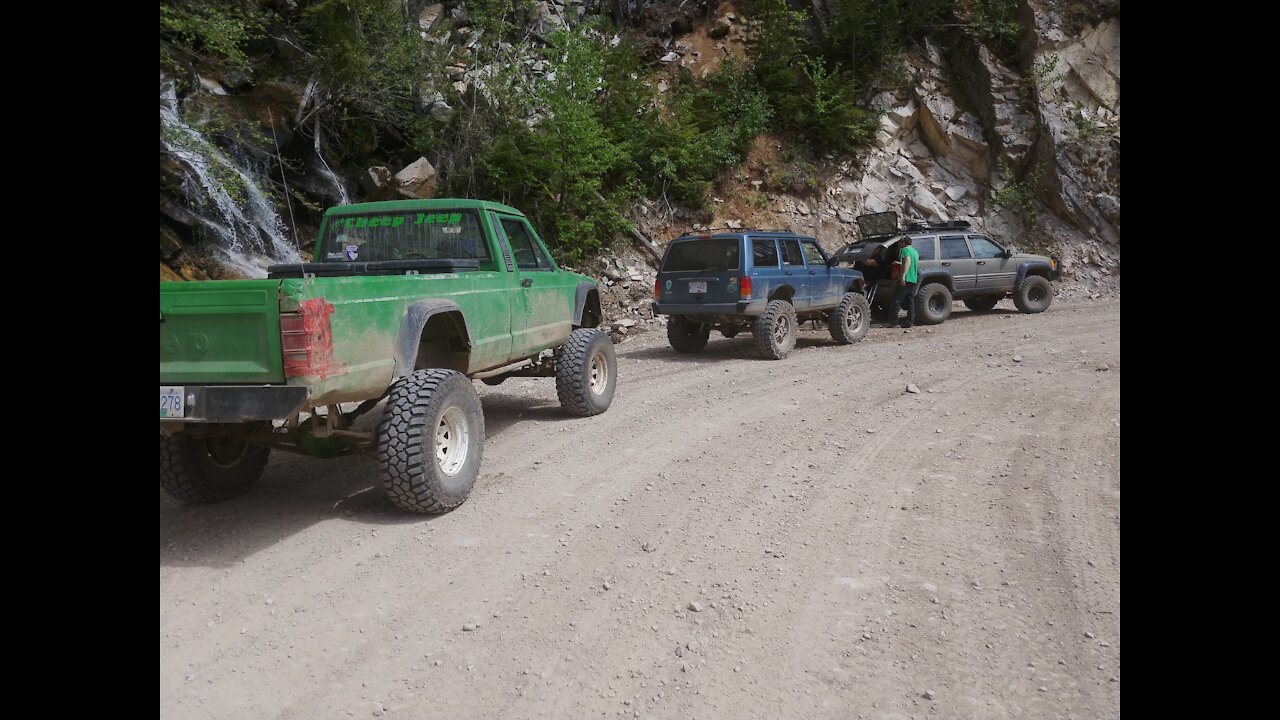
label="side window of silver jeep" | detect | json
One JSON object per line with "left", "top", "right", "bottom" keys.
{"left": 913, "top": 236, "right": 937, "bottom": 261}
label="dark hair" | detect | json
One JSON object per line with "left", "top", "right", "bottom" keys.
{"left": 901, "top": 236, "right": 913, "bottom": 245}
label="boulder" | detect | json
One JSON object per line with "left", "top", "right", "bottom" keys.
{"left": 221, "top": 68, "right": 252, "bottom": 92}
{"left": 198, "top": 76, "right": 228, "bottom": 95}
{"left": 430, "top": 98, "right": 455, "bottom": 123}
{"left": 394, "top": 158, "right": 437, "bottom": 199}
{"left": 160, "top": 224, "right": 184, "bottom": 260}
{"left": 361, "top": 166, "right": 393, "bottom": 197}
{"left": 907, "top": 186, "right": 947, "bottom": 220}
{"left": 418, "top": 3, "right": 444, "bottom": 32}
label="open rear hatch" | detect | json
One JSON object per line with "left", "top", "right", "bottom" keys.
{"left": 855, "top": 211, "right": 899, "bottom": 239}
{"left": 831, "top": 211, "right": 901, "bottom": 265}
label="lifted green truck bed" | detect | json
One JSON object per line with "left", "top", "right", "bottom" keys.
{"left": 160, "top": 199, "right": 617, "bottom": 513}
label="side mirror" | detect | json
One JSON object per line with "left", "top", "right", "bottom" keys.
{"left": 1002, "top": 248, "right": 1014, "bottom": 258}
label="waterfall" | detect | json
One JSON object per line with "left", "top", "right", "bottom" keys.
{"left": 160, "top": 80, "right": 303, "bottom": 278}
{"left": 314, "top": 119, "right": 350, "bottom": 206}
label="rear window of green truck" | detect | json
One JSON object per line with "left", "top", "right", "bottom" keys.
{"left": 319, "top": 209, "right": 491, "bottom": 263}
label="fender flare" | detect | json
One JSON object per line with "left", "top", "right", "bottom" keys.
{"left": 1015, "top": 260, "right": 1054, "bottom": 288}
{"left": 917, "top": 270, "right": 954, "bottom": 290}
{"left": 392, "top": 299, "right": 474, "bottom": 378}
{"left": 768, "top": 284, "right": 797, "bottom": 302}
{"left": 573, "top": 282, "right": 602, "bottom": 327}
{"left": 844, "top": 269, "right": 866, "bottom": 294}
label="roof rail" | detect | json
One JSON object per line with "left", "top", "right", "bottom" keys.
{"left": 677, "top": 229, "right": 733, "bottom": 237}
{"left": 676, "top": 228, "right": 800, "bottom": 237}
{"left": 905, "top": 219, "right": 973, "bottom": 232}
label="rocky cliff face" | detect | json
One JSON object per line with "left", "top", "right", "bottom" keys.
{"left": 616, "top": 0, "right": 1118, "bottom": 338}
{"left": 160, "top": 0, "right": 1118, "bottom": 308}
{"left": 841, "top": 0, "right": 1120, "bottom": 291}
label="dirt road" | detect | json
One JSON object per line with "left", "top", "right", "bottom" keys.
{"left": 160, "top": 297, "right": 1120, "bottom": 719}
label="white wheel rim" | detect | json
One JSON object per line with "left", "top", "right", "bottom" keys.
{"left": 435, "top": 406, "right": 470, "bottom": 476}
{"left": 589, "top": 350, "right": 609, "bottom": 396}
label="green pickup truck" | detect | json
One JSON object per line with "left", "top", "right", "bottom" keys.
{"left": 160, "top": 199, "right": 617, "bottom": 513}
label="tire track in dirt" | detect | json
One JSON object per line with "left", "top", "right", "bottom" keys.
{"left": 161, "top": 299, "right": 1120, "bottom": 720}
{"left": 718, "top": 305, "right": 1119, "bottom": 718}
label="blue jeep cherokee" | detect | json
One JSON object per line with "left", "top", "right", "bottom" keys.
{"left": 651, "top": 231, "right": 870, "bottom": 359}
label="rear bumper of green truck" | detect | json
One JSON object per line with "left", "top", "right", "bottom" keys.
{"left": 160, "top": 384, "right": 308, "bottom": 424}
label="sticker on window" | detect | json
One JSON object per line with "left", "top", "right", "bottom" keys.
{"left": 344, "top": 244, "right": 359, "bottom": 261}
{"left": 414, "top": 212, "right": 464, "bottom": 225}
{"left": 442, "top": 226, "right": 462, "bottom": 234}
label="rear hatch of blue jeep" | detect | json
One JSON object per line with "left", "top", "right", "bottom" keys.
{"left": 656, "top": 236, "right": 743, "bottom": 310}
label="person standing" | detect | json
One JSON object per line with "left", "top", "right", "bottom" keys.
{"left": 890, "top": 237, "right": 920, "bottom": 328}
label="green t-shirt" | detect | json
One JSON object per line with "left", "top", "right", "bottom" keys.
{"left": 899, "top": 245, "right": 920, "bottom": 283}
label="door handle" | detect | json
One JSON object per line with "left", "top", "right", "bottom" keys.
{"left": 808, "top": 271, "right": 816, "bottom": 275}
{"left": 521, "top": 278, "right": 533, "bottom": 287}
{"left": 976, "top": 261, "right": 986, "bottom": 265}
{"left": 941, "top": 262, "right": 951, "bottom": 266}
{"left": 784, "top": 271, "right": 793, "bottom": 276}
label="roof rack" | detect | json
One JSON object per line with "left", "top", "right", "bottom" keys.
{"left": 677, "top": 229, "right": 737, "bottom": 237}
{"left": 905, "top": 219, "right": 973, "bottom": 232}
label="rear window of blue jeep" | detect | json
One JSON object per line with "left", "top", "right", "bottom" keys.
{"left": 663, "top": 239, "right": 741, "bottom": 272}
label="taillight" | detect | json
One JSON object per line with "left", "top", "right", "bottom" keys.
{"left": 654, "top": 277, "right": 661, "bottom": 300}
{"left": 740, "top": 276, "right": 753, "bottom": 299}
{"left": 282, "top": 297, "right": 341, "bottom": 378}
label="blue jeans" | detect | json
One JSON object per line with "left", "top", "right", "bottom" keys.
{"left": 892, "top": 281, "right": 918, "bottom": 326}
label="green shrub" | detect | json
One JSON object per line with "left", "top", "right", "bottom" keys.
{"left": 1028, "top": 52, "right": 1066, "bottom": 92}
{"left": 160, "top": 0, "right": 270, "bottom": 70}
{"left": 992, "top": 158, "right": 1044, "bottom": 223}
{"left": 968, "top": 0, "right": 1024, "bottom": 60}
{"left": 741, "top": 0, "right": 952, "bottom": 153}
{"left": 467, "top": 25, "right": 771, "bottom": 262}
{"left": 300, "top": 0, "right": 431, "bottom": 132}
